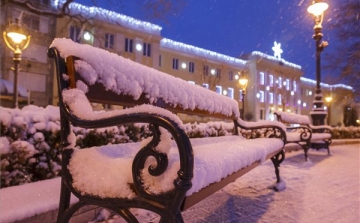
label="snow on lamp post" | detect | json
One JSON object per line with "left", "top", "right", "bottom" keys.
{"left": 3, "top": 18, "right": 31, "bottom": 108}
{"left": 307, "top": 0, "right": 329, "bottom": 126}
{"left": 239, "top": 76, "right": 248, "bottom": 120}
{"left": 325, "top": 96, "right": 332, "bottom": 125}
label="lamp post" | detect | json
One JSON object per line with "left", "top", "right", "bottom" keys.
{"left": 239, "top": 76, "right": 248, "bottom": 120}
{"left": 3, "top": 18, "right": 31, "bottom": 108}
{"left": 325, "top": 96, "right": 332, "bottom": 125}
{"left": 307, "top": 0, "right": 329, "bottom": 126}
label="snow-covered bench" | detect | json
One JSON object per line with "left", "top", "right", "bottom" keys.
{"left": 48, "top": 38, "right": 286, "bottom": 223}
{"left": 274, "top": 111, "right": 332, "bottom": 159}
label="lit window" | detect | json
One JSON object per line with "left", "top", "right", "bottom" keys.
{"left": 293, "top": 80, "right": 297, "bottom": 92}
{"left": 303, "top": 102, "right": 307, "bottom": 107}
{"left": 278, "top": 77, "right": 282, "bottom": 89}
{"left": 105, "top": 33, "right": 114, "bottom": 49}
{"left": 269, "top": 92, "right": 274, "bottom": 104}
{"left": 297, "top": 100, "right": 301, "bottom": 105}
{"left": 278, "top": 94, "right": 282, "bottom": 105}
{"left": 227, "top": 88, "right": 234, "bottom": 99}
{"left": 286, "top": 79, "right": 290, "bottom": 90}
{"left": 269, "top": 74, "right": 274, "bottom": 87}
{"left": 239, "top": 90, "right": 243, "bottom": 100}
{"left": 125, "top": 38, "right": 133, "bottom": 52}
{"left": 259, "top": 72, "right": 265, "bottom": 85}
{"left": 309, "top": 90, "right": 313, "bottom": 96}
{"left": 143, "top": 42, "right": 151, "bottom": 57}
{"left": 189, "top": 62, "right": 195, "bottom": 73}
{"left": 259, "top": 91, "right": 264, "bottom": 102}
{"left": 216, "top": 85, "right": 222, "bottom": 94}
{"left": 203, "top": 83, "right": 209, "bottom": 89}
{"left": 172, "top": 58, "right": 179, "bottom": 70}
{"left": 188, "top": 81, "right": 195, "bottom": 85}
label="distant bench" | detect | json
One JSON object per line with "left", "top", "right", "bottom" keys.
{"left": 274, "top": 111, "right": 332, "bottom": 160}
{"left": 49, "top": 38, "right": 287, "bottom": 223}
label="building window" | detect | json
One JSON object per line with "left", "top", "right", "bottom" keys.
{"left": 125, "top": 38, "right": 133, "bottom": 52}
{"left": 278, "top": 77, "right": 282, "bottom": 89}
{"left": 228, "top": 71, "right": 234, "bottom": 81}
{"left": 70, "top": 26, "right": 81, "bottom": 43}
{"left": 215, "top": 85, "right": 222, "bottom": 94}
{"left": 143, "top": 42, "right": 151, "bottom": 57}
{"left": 259, "top": 90, "right": 264, "bottom": 102}
{"left": 286, "top": 79, "right": 290, "bottom": 90}
{"left": 172, "top": 58, "right": 179, "bottom": 70}
{"left": 105, "top": 33, "right": 114, "bottom": 49}
{"left": 269, "top": 92, "right": 274, "bottom": 104}
{"left": 22, "top": 14, "right": 40, "bottom": 31}
{"left": 203, "top": 83, "right": 209, "bottom": 89}
{"left": 227, "top": 88, "right": 234, "bottom": 99}
{"left": 293, "top": 80, "right": 297, "bottom": 92}
{"left": 216, "top": 68, "right": 221, "bottom": 78}
{"left": 260, "top": 109, "right": 264, "bottom": 120}
{"left": 189, "top": 62, "right": 195, "bottom": 73}
{"left": 278, "top": 94, "right": 282, "bottom": 105}
{"left": 269, "top": 74, "right": 274, "bottom": 87}
{"left": 159, "top": 55, "right": 162, "bottom": 67}
{"left": 203, "top": 65, "right": 209, "bottom": 76}
{"left": 188, "top": 81, "right": 195, "bottom": 85}
{"left": 259, "top": 72, "right": 265, "bottom": 85}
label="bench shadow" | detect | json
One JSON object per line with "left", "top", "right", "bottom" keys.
{"left": 182, "top": 186, "right": 275, "bottom": 223}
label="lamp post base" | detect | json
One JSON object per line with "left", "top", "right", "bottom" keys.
{"left": 310, "top": 112, "right": 327, "bottom": 126}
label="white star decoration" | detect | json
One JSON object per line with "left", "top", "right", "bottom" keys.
{"left": 272, "top": 41, "right": 283, "bottom": 59}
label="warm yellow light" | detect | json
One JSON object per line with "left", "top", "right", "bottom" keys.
{"left": 307, "top": 2, "right": 329, "bottom": 16}
{"left": 239, "top": 78, "right": 248, "bottom": 90}
{"left": 325, "top": 96, "right": 333, "bottom": 103}
{"left": 7, "top": 32, "right": 27, "bottom": 44}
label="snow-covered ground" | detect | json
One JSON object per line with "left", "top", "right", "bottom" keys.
{"left": 0, "top": 143, "right": 359, "bottom": 223}
{"left": 95, "top": 143, "right": 360, "bottom": 223}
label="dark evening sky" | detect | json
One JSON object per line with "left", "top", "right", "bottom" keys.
{"left": 76, "top": 0, "right": 339, "bottom": 81}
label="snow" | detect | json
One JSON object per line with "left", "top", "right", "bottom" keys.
{"left": 69, "top": 135, "right": 283, "bottom": 198}
{"left": 50, "top": 38, "right": 240, "bottom": 118}
{"left": 274, "top": 111, "right": 310, "bottom": 125}
{"left": 1, "top": 143, "right": 359, "bottom": 223}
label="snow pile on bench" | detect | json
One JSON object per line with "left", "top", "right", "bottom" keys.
{"left": 50, "top": 38, "right": 240, "bottom": 118}
{"left": 69, "top": 135, "right": 283, "bottom": 198}
{"left": 275, "top": 111, "right": 310, "bottom": 125}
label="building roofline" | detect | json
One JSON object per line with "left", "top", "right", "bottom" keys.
{"left": 160, "top": 38, "right": 247, "bottom": 67}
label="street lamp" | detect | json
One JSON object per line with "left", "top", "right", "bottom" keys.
{"left": 325, "top": 96, "right": 332, "bottom": 125}
{"left": 307, "top": 0, "right": 329, "bottom": 125}
{"left": 3, "top": 18, "right": 31, "bottom": 108}
{"left": 239, "top": 76, "right": 248, "bottom": 120}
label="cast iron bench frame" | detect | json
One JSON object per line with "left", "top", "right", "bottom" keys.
{"left": 48, "top": 47, "right": 286, "bottom": 223}
{"left": 274, "top": 111, "right": 332, "bottom": 159}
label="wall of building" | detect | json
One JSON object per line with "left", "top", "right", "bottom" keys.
{"left": 1, "top": 1, "right": 356, "bottom": 125}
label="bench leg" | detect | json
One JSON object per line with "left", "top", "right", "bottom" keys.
{"left": 271, "top": 150, "right": 285, "bottom": 184}
{"left": 57, "top": 178, "right": 71, "bottom": 223}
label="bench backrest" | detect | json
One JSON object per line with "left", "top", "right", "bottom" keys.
{"left": 274, "top": 111, "right": 310, "bottom": 125}
{"left": 49, "top": 38, "right": 240, "bottom": 121}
